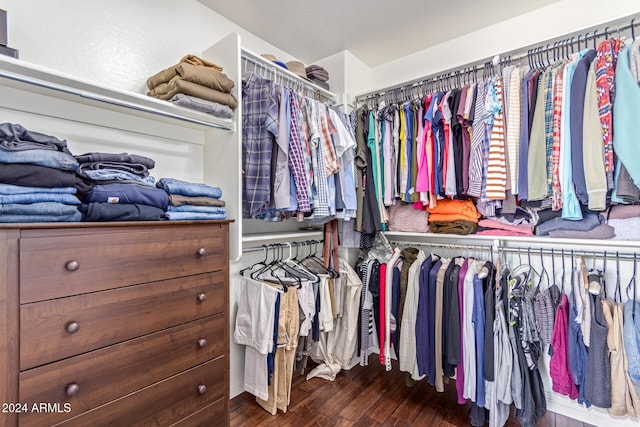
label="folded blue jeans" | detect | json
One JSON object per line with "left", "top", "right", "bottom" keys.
{"left": 0, "top": 183, "right": 77, "bottom": 195}
{"left": 166, "top": 205, "right": 226, "bottom": 214}
{"left": 0, "top": 202, "right": 80, "bottom": 216}
{"left": 0, "top": 211, "right": 82, "bottom": 222}
{"left": 157, "top": 177, "right": 222, "bottom": 198}
{"left": 0, "top": 193, "right": 80, "bottom": 204}
{"left": 81, "top": 169, "right": 156, "bottom": 186}
{"left": 0, "top": 148, "right": 79, "bottom": 171}
{"left": 163, "top": 211, "right": 227, "bottom": 221}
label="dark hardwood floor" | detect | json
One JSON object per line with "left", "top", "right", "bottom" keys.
{"left": 230, "top": 355, "right": 592, "bottom": 427}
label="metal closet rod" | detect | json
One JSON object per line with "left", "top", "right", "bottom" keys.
{"left": 240, "top": 51, "right": 336, "bottom": 103}
{"left": 354, "top": 13, "right": 640, "bottom": 104}
{"left": 387, "top": 240, "right": 640, "bottom": 261}
{"left": 242, "top": 239, "right": 323, "bottom": 254}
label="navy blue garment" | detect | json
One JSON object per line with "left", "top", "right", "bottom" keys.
{"left": 416, "top": 255, "right": 434, "bottom": 376}
{"left": 88, "top": 183, "right": 169, "bottom": 210}
{"left": 267, "top": 293, "right": 280, "bottom": 386}
{"left": 75, "top": 152, "right": 155, "bottom": 168}
{"left": 569, "top": 49, "right": 596, "bottom": 205}
{"left": 472, "top": 274, "right": 486, "bottom": 408}
{"left": 312, "top": 281, "right": 320, "bottom": 342}
{"left": 80, "top": 202, "right": 165, "bottom": 222}
{"left": 427, "top": 259, "right": 442, "bottom": 386}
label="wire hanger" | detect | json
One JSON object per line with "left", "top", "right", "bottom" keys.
{"left": 627, "top": 253, "right": 637, "bottom": 320}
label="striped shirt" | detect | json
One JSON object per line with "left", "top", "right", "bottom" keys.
{"left": 485, "top": 78, "right": 507, "bottom": 200}
{"left": 468, "top": 82, "right": 486, "bottom": 197}
{"left": 506, "top": 68, "right": 522, "bottom": 195}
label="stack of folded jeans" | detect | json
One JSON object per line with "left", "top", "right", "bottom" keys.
{"left": 0, "top": 183, "right": 82, "bottom": 222}
{"left": 0, "top": 123, "right": 83, "bottom": 222}
{"left": 78, "top": 152, "right": 168, "bottom": 221}
{"left": 146, "top": 54, "right": 237, "bottom": 118}
{"left": 156, "top": 178, "right": 227, "bottom": 221}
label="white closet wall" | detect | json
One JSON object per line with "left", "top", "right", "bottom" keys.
{"left": 367, "top": 0, "right": 640, "bottom": 92}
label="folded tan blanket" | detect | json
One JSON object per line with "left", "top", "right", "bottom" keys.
{"left": 148, "top": 78, "right": 238, "bottom": 109}
{"left": 147, "top": 61, "right": 234, "bottom": 92}
{"left": 181, "top": 54, "right": 222, "bottom": 71}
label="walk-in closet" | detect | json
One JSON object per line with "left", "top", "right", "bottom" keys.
{"left": 0, "top": 1, "right": 639, "bottom": 426}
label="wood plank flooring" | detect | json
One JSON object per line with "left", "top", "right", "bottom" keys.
{"left": 230, "top": 356, "right": 592, "bottom": 427}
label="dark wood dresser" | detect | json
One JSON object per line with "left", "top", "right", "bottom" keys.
{"left": 0, "top": 221, "right": 230, "bottom": 427}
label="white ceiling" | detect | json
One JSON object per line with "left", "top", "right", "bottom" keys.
{"left": 198, "top": 0, "right": 559, "bottom": 67}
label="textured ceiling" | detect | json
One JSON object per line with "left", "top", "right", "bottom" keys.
{"left": 198, "top": 0, "right": 559, "bottom": 66}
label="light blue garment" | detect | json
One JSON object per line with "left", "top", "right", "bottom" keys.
{"left": 623, "top": 300, "right": 640, "bottom": 397}
{"left": 164, "top": 211, "right": 227, "bottom": 221}
{"left": 561, "top": 52, "right": 586, "bottom": 220}
{"left": 156, "top": 177, "right": 222, "bottom": 199}
{"left": 82, "top": 169, "right": 156, "bottom": 186}
{"left": 342, "top": 154, "right": 357, "bottom": 212}
{"left": 0, "top": 148, "right": 79, "bottom": 171}
{"left": 0, "top": 183, "right": 76, "bottom": 195}
{"left": 614, "top": 45, "right": 640, "bottom": 187}
{"left": 0, "top": 192, "right": 80, "bottom": 204}
{"left": 0, "top": 211, "right": 81, "bottom": 222}
{"left": 166, "top": 205, "right": 226, "bottom": 214}
{"left": 0, "top": 202, "right": 79, "bottom": 216}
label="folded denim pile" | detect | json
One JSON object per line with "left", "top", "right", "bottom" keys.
{"left": 156, "top": 178, "right": 227, "bottom": 221}
{"left": 147, "top": 54, "right": 237, "bottom": 119}
{"left": 77, "top": 152, "right": 168, "bottom": 222}
{"left": 0, "top": 123, "right": 83, "bottom": 222}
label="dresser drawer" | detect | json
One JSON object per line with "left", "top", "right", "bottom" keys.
{"left": 53, "top": 357, "right": 225, "bottom": 427}
{"left": 170, "top": 397, "right": 227, "bottom": 427}
{"left": 20, "top": 271, "right": 225, "bottom": 370}
{"left": 19, "top": 224, "right": 227, "bottom": 303}
{"left": 19, "top": 314, "right": 225, "bottom": 427}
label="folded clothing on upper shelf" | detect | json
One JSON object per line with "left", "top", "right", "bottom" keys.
{"left": 146, "top": 54, "right": 238, "bottom": 115}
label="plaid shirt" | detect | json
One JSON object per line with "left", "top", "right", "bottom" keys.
{"left": 288, "top": 92, "right": 311, "bottom": 212}
{"left": 303, "top": 98, "right": 330, "bottom": 218}
{"left": 542, "top": 69, "right": 555, "bottom": 196}
{"left": 241, "top": 74, "right": 279, "bottom": 218}
{"left": 551, "top": 66, "right": 564, "bottom": 211}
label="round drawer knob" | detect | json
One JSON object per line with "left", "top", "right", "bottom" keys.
{"left": 197, "top": 339, "right": 207, "bottom": 348}
{"left": 66, "top": 322, "right": 80, "bottom": 334}
{"left": 66, "top": 383, "right": 80, "bottom": 397}
{"left": 197, "top": 248, "right": 207, "bottom": 256}
{"left": 65, "top": 260, "right": 80, "bottom": 272}
{"left": 197, "top": 293, "right": 207, "bottom": 302}
{"left": 197, "top": 385, "right": 207, "bottom": 395}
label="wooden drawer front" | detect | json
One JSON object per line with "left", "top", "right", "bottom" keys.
{"left": 20, "top": 271, "right": 225, "bottom": 370}
{"left": 170, "top": 398, "right": 227, "bottom": 427}
{"left": 19, "top": 314, "right": 225, "bottom": 427}
{"left": 19, "top": 224, "right": 227, "bottom": 303}
{"left": 54, "top": 357, "right": 225, "bottom": 427}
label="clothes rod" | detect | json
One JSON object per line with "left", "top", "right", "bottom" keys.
{"left": 354, "top": 13, "right": 640, "bottom": 103}
{"left": 387, "top": 240, "right": 640, "bottom": 261}
{"left": 242, "top": 239, "right": 323, "bottom": 254}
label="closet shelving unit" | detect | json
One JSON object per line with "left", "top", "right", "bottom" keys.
{"left": 238, "top": 46, "right": 337, "bottom": 251}
{"left": 352, "top": 16, "right": 640, "bottom": 427}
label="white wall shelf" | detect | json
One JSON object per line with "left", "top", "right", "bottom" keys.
{"left": 0, "top": 55, "right": 234, "bottom": 133}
